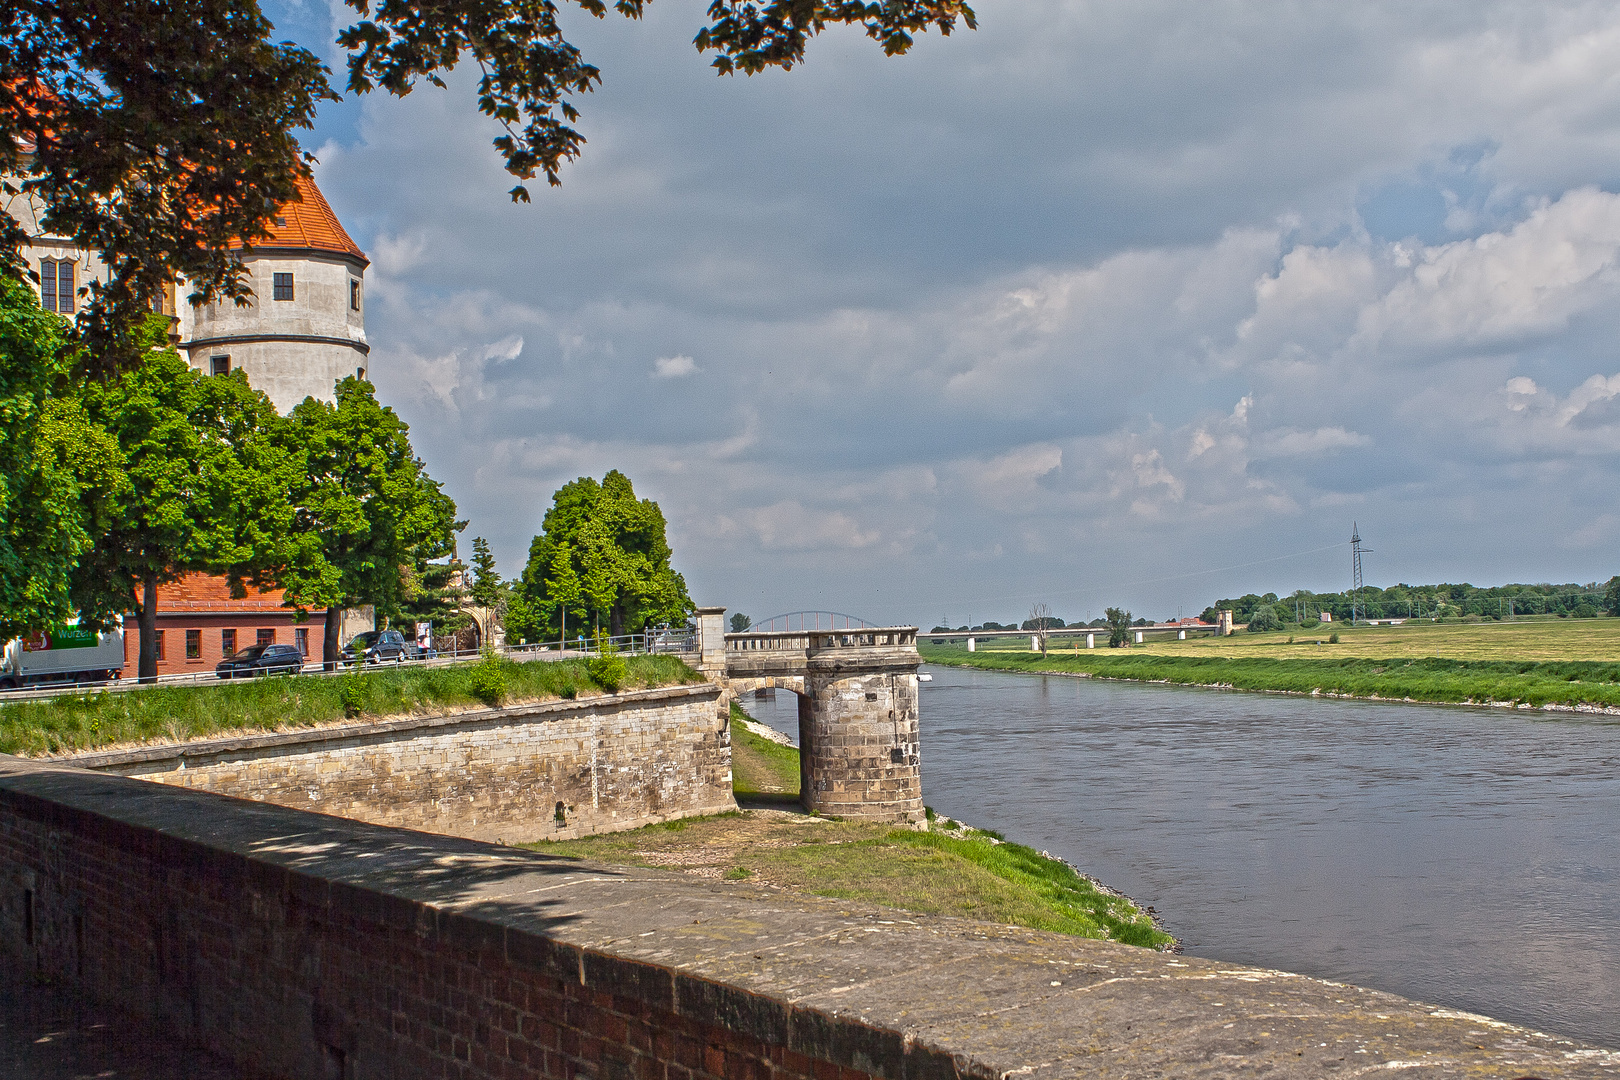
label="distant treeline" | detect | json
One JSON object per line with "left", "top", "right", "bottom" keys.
{"left": 1204, "top": 579, "right": 1619, "bottom": 627}
{"left": 930, "top": 615, "right": 1152, "bottom": 633}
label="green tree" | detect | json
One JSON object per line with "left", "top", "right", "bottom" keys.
{"left": 1246, "top": 605, "right": 1281, "bottom": 633}
{"left": 515, "top": 470, "right": 691, "bottom": 640}
{"left": 276, "top": 378, "right": 460, "bottom": 668}
{"left": 391, "top": 553, "right": 472, "bottom": 646}
{"left": 4, "top": 0, "right": 972, "bottom": 369}
{"left": 1105, "top": 606, "right": 1132, "bottom": 648}
{"left": 546, "top": 541, "right": 584, "bottom": 645}
{"left": 0, "top": 277, "right": 123, "bottom": 639}
{"left": 72, "top": 331, "right": 297, "bottom": 680}
{"left": 1605, "top": 576, "right": 1620, "bottom": 617}
{"left": 469, "top": 536, "right": 506, "bottom": 610}
{"left": 730, "top": 612, "right": 752, "bottom": 633}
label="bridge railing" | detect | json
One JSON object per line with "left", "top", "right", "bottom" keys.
{"left": 724, "top": 627, "right": 918, "bottom": 654}
{"left": 746, "top": 611, "right": 877, "bottom": 632}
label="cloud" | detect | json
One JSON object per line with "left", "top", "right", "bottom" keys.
{"left": 653, "top": 354, "right": 698, "bottom": 378}
{"left": 270, "top": 0, "right": 1620, "bottom": 622}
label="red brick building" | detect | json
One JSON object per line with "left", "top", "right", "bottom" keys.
{"left": 120, "top": 574, "right": 335, "bottom": 677}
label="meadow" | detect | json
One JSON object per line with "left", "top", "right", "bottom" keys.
{"left": 920, "top": 618, "right": 1620, "bottom": 709}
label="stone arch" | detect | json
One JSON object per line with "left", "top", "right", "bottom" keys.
{"left": 701, "top": 612, "right": 924, "bottom": 825}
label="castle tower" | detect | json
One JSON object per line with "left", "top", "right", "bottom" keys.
{"left": 176, "top": 173, "right": 369, "bottom": 412}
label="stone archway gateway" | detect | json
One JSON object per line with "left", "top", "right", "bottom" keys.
{"left": 694, "top": 608, "right": 923, "bottom": 825}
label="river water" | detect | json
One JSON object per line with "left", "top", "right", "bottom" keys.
{"left": 746, "top": 665, "right": 1620, "bottom": 1048}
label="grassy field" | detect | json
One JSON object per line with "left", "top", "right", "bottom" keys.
{"left": 0, "top": 655, "right": 703, "bottom": 757}
{"left": 921, "top": 619, "right": 1620, "bottom": 709}
{"left": 530, "top": 770, "right": 1169, "bottom": 948}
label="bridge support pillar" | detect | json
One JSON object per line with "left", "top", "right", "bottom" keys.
{"left": 801, "top": 661, "right": 923, "bottom": 825}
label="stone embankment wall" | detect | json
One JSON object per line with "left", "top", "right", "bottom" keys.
{"left": 62, "top": 683, "right": 731, "bottom": 842}
{"left": 2, "top": 758, "right": 1609, "bottom": 1080}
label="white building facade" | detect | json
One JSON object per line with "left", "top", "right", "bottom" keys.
{"left": 175, "top": 174, "right": 369, "bottom": 412}
{"left": 11, "top": 171, "right": 367, "bottom": 413}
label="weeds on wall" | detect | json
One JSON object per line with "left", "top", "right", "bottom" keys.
{"left": 586, "top": 633, "right": 627, "bottom": 692}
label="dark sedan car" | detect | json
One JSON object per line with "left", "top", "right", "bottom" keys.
{"left": 215, "top": 643, "right": 305, "bottom": 678}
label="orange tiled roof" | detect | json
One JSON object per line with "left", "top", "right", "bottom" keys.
{"left": 155, "top": 573, "right": 321, "bottom": 613}
{"left": 235, "top": 172, "right": 367, "bottom": 265}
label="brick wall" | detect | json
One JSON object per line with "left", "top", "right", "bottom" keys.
{"left": 64, "top": 684, "right": 733, "bottom": 842}
{"left": 0, "top": 760, "right": 946, "bottom": 1080}
{"left": 1, "top": 757, "right": 1594, "bottom": 1078}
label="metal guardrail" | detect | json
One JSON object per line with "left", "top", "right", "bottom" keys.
{"left": 0, "top": 628, "right": 699, "bottom": 703}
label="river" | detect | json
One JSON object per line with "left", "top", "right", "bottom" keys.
{"left": 745, "top": 665, "right": 1620, "bottom": 1048}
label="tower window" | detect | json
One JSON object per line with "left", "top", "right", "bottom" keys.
{"left": 272, "top": 272, "right": 294, "bottom": 301}
{"left": 39, "top": 258, "right": 75, "bottom": 313}
{"left": 356, "top": 367, "right": 367, "bottom": 382}
{"left": 211, "top": 354, "right": 231, "bottom": 376}
{"left": 350, "top": 279, "right": 361, "bottom": 310}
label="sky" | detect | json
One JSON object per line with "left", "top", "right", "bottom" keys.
{"left": 262, "top": 0, "right": 1620, "bottom": 627}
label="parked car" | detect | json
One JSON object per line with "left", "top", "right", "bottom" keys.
{"left": 215, "top": 643, "right": 305, "bottom": 678}
{"left": 343, "top": 629, "right": 411, "bottom": 664}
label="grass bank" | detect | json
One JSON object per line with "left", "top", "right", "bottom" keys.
{"left": 729, "top": 703, "right": 801, "bottom": 800}
{"left": 532, "top": 702, "right": 1171, "bottom": 949}
{"left": 528, "top": 808, "right": 1169, "bottom": 948}
{"left": 921, "top": 641, "right": 1620, "bottom": 710}
{"left": 0, "top": 655, "right": 703, "bottom": 757}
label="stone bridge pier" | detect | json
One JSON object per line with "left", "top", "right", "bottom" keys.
{"left": 695, "top": 608, "right": 924, "bottom": 825}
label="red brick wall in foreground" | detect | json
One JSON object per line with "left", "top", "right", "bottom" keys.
{"left": 0, "top": 767, "right": 932, "bottom": 1080}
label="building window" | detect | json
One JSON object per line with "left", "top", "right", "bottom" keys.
{"left": 154, "top": 630, "right": 166, "bottom": 661}
{"left": 350, "top": 279, "right": 361, "bottom": 311}
{"left": 356, "top": 367, "right": 367, "bottom": 382}
{"left": 185, "top": 629, "right": 202, "bottom": 659}
{"left": 272, "top": 272, "right": 294, "bottom": 301}
{"left": 222, "top": 628, "right": 236, "bottom": 656}
{"left": 39, "top": 259, "right": 75, "bottom": 314}
{"left": 211, "top": 354, "right": 231, "bottom": 376}
{"left": 295, "top": 627, "right": 309, "bottom": 656}
{"left": 257, "top": 628, "right": 275, "bottom": 646}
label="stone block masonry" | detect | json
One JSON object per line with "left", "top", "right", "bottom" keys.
{"left": 60, "top": 683, "right": 733, "bottom": 842}
{"left": 2, "top": 758, "right": 1613, "bottom": 1080}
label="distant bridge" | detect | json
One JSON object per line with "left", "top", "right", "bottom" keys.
{"left": 692, "top": 609, "right": 923, "bottom": 825}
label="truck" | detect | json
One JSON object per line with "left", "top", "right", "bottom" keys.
{"left": 1, "top": 625, "right": 125, "bottom": 690}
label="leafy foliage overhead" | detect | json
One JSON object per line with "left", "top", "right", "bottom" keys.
{"left": 2, "top": 0, "right": 973, "bottom": 372}
{"left": 0, "top": 0, "right": 333, "bottom": 374}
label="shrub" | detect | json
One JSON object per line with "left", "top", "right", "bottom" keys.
{"left": 1328, "top": 632, "right": 1340, "bottom": 644}
{"left": 587, "top": 634, "right": 627, "bottom": 691}
{"left": 339, "top": 672, "right": 368, "bottom": 718}
{"left": 469, "top": 658, "right": 507, "bottom": 706}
